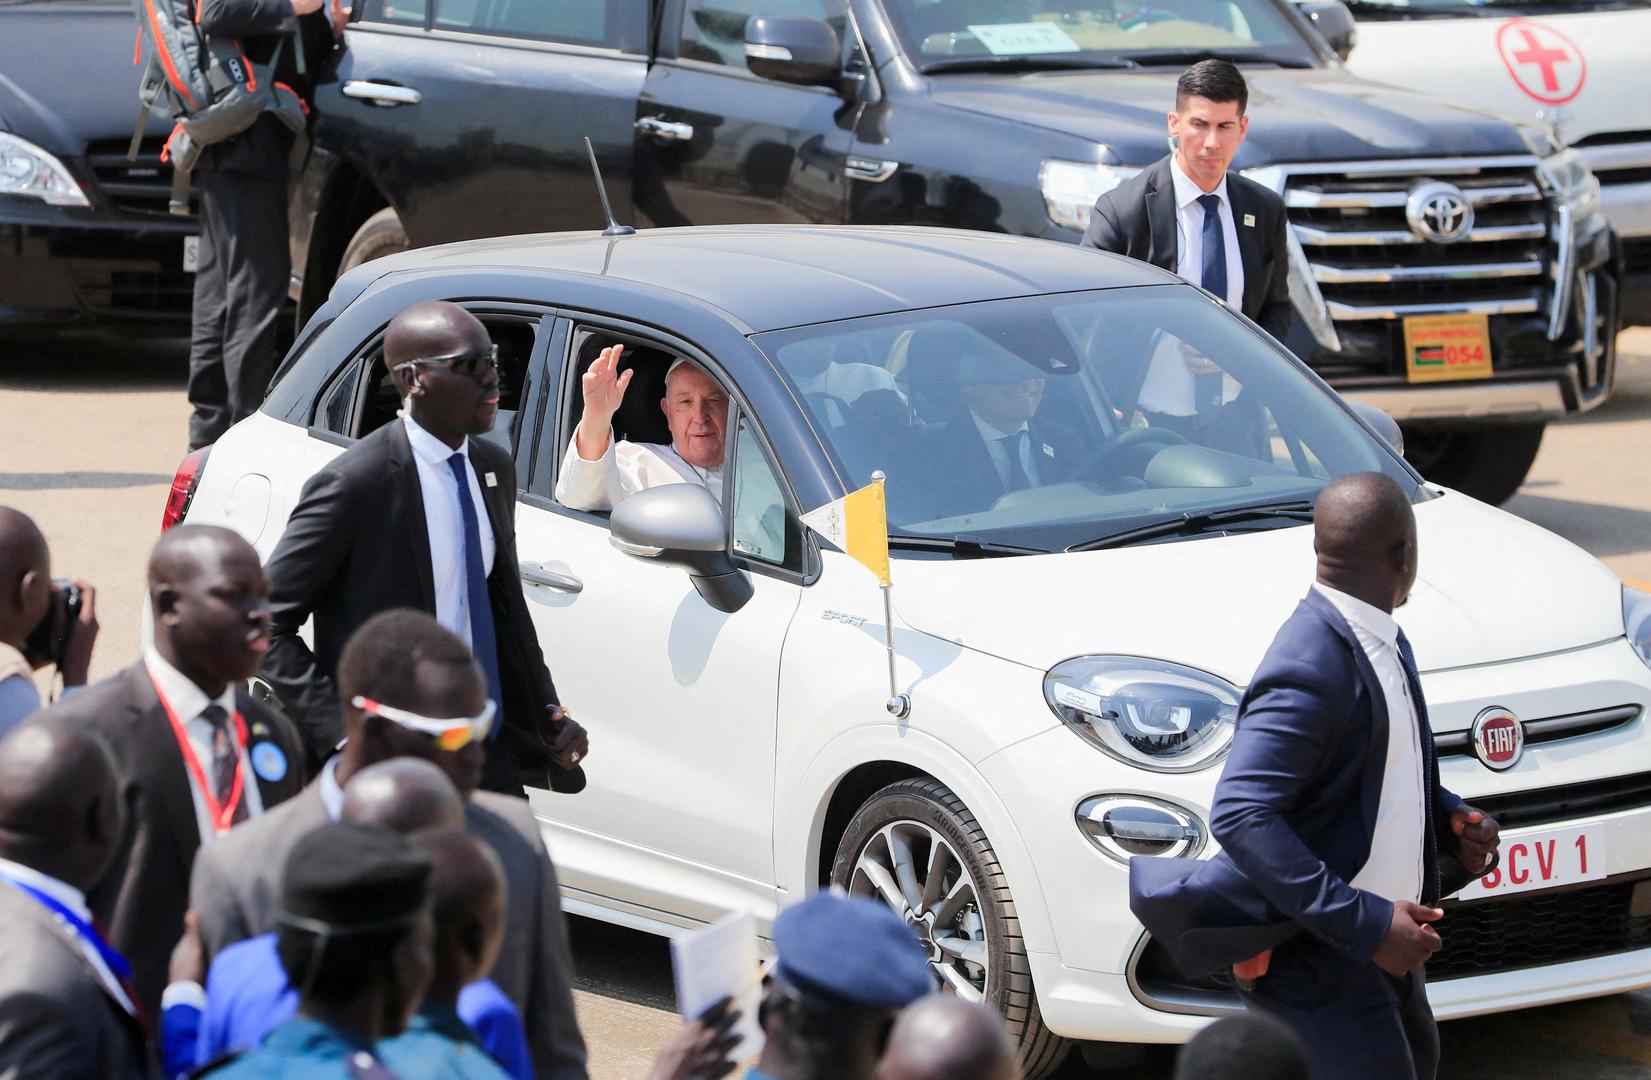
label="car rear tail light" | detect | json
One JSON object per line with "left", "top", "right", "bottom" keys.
{"left": 161, "top": 447, "right": 210, "bottom": 532}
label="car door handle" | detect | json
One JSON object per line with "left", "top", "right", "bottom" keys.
{"left": 845, "top": 156, "right": 898, "bottom": 182}
{"left": 635, "top": 117, "right": 695, "bottom": 142}
{"left": 519, "top": 562, "right": 584, "bottom": 594}
{"left": 342, "top": 81, "right": 423, "bottom": 107}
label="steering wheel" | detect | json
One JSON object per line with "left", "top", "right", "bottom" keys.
{"left": 1076, "top": 425, "right": 1188, "bottom": 480}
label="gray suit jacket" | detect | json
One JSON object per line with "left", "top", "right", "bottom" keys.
{"left": 189, "top": 780, "right": 588, "bottom": 1079}
{"left": 0, "top": 881, "right": 155, "bottom": 1080}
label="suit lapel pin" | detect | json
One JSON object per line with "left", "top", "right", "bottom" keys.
{"left": 1243, "top": 213, "right": 1256, "bottom": 228}
{"left": 1042, "top": 443, "right": 1056, "bottom": 458}
{"left": 485, "top": 472, "right": 498, "bottom": 488}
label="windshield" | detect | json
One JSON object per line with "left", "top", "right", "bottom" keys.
{"left": 1344, "top": 0, "right": 1645, "bottom": 14}
{"left": 757, "top": 287, "right": 1421, "bottom": 553}
{"left": 880, "top": 0, "right": 1320, "bottom": 70}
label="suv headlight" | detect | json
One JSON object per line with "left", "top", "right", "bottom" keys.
{"left": 1625, "top": 585, "right": 1651, "bottom": 670}
{"left": 1039, "top": 159, "right": 1140, "bottom": 232}
{"left": 1540, "top": 146, "right": 1601, "bottom": 221}
{"left": 0, "top": 132, "right": 89, "bottom": 207}
{"left": 1044, "top": 656, "right": 1238, "bottom": 771}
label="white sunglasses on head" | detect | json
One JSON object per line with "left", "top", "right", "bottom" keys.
{"left": 350, "top": 695, "right": 497, "bottom": 750}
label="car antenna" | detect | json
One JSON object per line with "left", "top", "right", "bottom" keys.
{"left": 584, "top": 136, "right": 635, "bottom": 238}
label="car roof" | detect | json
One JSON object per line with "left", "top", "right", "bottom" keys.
{"left": 339, "top": 225, "right": 1184, "bottom": 333}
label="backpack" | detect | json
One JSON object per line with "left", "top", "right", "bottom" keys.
{"left": 129, "top": 0, "right": 309, "bottom": 215}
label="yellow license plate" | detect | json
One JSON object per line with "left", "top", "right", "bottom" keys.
{"left": 1403, "top": 313, "right": 1492, "bottom": 383}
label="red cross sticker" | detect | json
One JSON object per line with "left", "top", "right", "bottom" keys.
{"left": 1496, "top": 19, "right": 1587, "bottom": 106}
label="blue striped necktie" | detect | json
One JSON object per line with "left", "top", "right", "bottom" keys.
{"left": 447, "top": 452, "right": 503, "bottom": 733}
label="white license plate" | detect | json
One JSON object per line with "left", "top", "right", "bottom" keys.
{"left": 183, "top": 236, "right": 199, "bottom": 273}
{"left": 1457, "top": 823, "right": 1605, "bottom": 902}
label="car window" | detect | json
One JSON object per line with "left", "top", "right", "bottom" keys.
{"left": 731, "top": 413, "right": 792, "bottom": 567}
{"left": 756, "top": 287, "right": 1416, "bottom": 553}
{"left": 358, "top": 0, "right": 428, "bottom": 26}
{"left": 434, "top": 0, "right": 610, "bottom": 45}
{"left": 315, "top": 357, "right": 364, "bottom": 435}
{"left": 679, "top": 0, "right": 848, "bottom": 66}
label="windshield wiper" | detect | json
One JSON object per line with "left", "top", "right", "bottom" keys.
{"left": 1066, "top": 500, "right": 1315, "bottom": 552}
{"left": 889, "top": 534, "right": 1050, "bottom": 557}
{"left": 1107, "top": 47, "right": 1315, "bottom": 69}
{"left": 920, "top": 55, "right": 1138, "bottom": 74}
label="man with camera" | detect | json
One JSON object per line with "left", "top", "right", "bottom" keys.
{"left": 0, "top": 507, "right": 98, "bottom": 736}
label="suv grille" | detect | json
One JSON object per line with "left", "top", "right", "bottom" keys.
{"left": 1466, "top": 770, "right": 1651, "bottom": 831}
{"left": 84, "top": 138, "right": 192, "bottom": 219}
{"left": 1271, "top": 158, "right": 1553, "bottom": 377}
{"left": 1431, "top": 872, "right": 1651, "bottom": 980}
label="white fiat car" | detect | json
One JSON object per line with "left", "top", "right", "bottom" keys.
{"left": 170, "top": 225, "right": 1651, "bottom": 1075}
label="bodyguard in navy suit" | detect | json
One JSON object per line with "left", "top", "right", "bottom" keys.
{"left": 1132, "top": 474, "right": 1500, "bottom": 1080}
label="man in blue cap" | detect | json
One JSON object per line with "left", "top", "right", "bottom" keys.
{"left": 747, "top": 891, "right": 933, "bottom": 1080}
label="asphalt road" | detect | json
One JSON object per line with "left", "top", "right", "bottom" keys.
{"left": 2, "top": 328, "right": 1648, "bottom": 1078}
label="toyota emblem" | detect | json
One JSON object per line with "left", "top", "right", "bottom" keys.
{"left": 1471, "top": 707, "right": 1525, "bottom": 771}
{"left": 1405, "top": 181, "right": 1475, "bottom": 244}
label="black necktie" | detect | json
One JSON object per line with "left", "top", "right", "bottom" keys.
{"left": 1395, "top": 630, "right": 1441, "bottom": 905}
{"left": 1195, "top": 193, "right": 1227, "bottom": 421}
{"left": 999, "top": 431, "right": 1031, "bottom": 492}
{"left": 447, "top": 452, "right": 503, "bottom": 733}
{"left": 200, "top": 704, "right": 247, "bottom": 824}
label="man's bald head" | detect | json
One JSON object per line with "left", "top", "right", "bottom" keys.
{"left": 148, "top": 523, "right": 256, "bottom": 590}
{"left": 1314, "top": 472, "right": 1418, "bottom": 612}
{"left": 0, "top": 721, "right": 124, "bottom": 891}
{"left": 148, "top": 524, "right": 271, "bottom": 691}
{"left": 341, "top": 757, "right": 466, "bottom": 834}
{"left": 875, "top": 997, "right": 1021, "bottom": 1080}
{"left": 0, "top": 506, "right": 50, "bottom": 642}
{"left": 384, "top": 301, "right": 488, "bottom": 372}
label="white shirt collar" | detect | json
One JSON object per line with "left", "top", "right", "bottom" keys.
{"left": 144, "top": 646, "right": 236, "bottom": 722}
{"left": 319, "top": 756, "right": 345, "bottom": 822}
{"left": 1313, "top": 582, "right": 1399, "bottom": 648}
{"left": 971, "top": 409, "right": 1028, "bottom": 443}
{"left": 402, "top": 412, "right": 469, "bottom": 467}
{"left": 1170, "top": 155, "right": 1231, "bottom": 213}
{"left": 0, "top": 857, "right": 91, "bottom": 922}
{"left": 657, "top": 440, "right": 723, "bottom": 488}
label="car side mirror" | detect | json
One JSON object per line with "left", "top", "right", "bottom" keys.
{"left": 1347, "top": 400, "right": 1404, "bottom": 458}
{"left": 1296, "top": 0, "right": 1356, "bottom": 60}
{"left": 609, "top": 484, "right": 754, "bottom": 614}
{"left": 745, "top": 14, "right": 842, "bottom": 89}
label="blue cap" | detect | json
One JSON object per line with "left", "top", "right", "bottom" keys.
{"left": 771, "top": 892, "right": 933, "bottom": 1009}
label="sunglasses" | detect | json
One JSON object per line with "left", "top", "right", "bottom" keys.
{"left": 395, "top": 343, "right": 500, "bottom": 380}
{"left": 351, "top": 695, "right": 498, "bottom": 750}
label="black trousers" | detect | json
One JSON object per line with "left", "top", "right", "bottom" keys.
{"left": 1239, "top": 944, "right": 1440, "bottom": 1080}
{"left": 187, "top": 164, "right": 290, "bottom": 450}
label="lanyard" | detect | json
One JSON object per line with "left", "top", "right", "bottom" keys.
{"left": 148, "top": 671, "right": 247, "bottom": 834}
{"left": 0, "top": 873, "right": 132, "bottom": 982}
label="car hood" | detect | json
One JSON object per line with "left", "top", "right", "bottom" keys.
{"left": 927, "top": 67, "right": 1530, "bottom": 166}
{"left": 0, "top": 3, "right": 174, "bottom": 155}
{"left": 1347, "top": 9, "right": 1651, "bottom": 146}
{"left": 890, "top": 491, "right": 1625, "bottom": 682}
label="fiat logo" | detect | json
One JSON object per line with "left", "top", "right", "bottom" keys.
{"left": 1471, "top": 707, "right": 1525, "bottom": 771}
{"left": 1405, "top": 181, "right": 1475, "bottom": 244}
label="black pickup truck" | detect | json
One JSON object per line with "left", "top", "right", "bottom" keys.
{"left": 289, "top": 0, "right": 1619, "bottom": 503}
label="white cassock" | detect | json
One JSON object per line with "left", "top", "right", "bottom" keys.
{"left": 555, "top": 432, "right": 720, "bottom": 512}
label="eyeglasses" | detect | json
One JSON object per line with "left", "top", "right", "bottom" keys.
{"left": 394, "top": 343, "right": 499, "bottom": 380}
{"left": 350, "top": 695, "right": 498, "bottom": 750}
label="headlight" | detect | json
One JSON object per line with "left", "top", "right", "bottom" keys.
{"left": 1625, "top": 585, "right": 1651, "bottom": 670}
{"left": 1039, "top": 159, "right": 1140, "bottom": 232}
{"left": 0, "top": 131, "right": 89, "bottom": 207}
{"left": 1540, "top": 147, "right": 1601, "bottom": 220}
{"left": 1044, "top": 656, "right": 1238, "bottom": 771}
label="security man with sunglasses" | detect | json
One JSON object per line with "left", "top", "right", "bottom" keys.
{"left": 262, "top": 300, "right": 589, "bottom": 795}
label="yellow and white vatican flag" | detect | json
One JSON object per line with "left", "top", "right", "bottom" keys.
{"left": 801, "top": 472, "right": 909, "bottom": 716}
{"left": 800, "top": 476, "right": 891, "bottom": 586}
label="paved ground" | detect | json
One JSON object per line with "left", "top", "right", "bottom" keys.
{"left": 2, "top": 327, "right": 1649, "bottom": 1077}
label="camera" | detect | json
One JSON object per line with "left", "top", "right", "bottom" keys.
{"left": 21, "top": 579, "right": 83, "bottom": 670}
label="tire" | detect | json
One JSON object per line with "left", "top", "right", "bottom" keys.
{"left": 1399, "top": 421, "right": 1545, "bottom": 506}
{"left": 830, "top": 778, "right": 1072, "bottom": 1078}
{"left": 338, "top": 206, "right": 409, "bottom": 277}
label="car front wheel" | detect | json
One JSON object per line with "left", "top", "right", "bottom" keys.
{"left": 830, "top": 778, "right": 1071, "bottom": 1078}
{"left": 338, "top": 206, "right": 409, "bottom": 278}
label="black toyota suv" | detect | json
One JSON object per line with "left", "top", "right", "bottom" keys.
{"left": 288, "top": 0, "right": 1620, "bottom": 504}
{"left": 0, "top": 0, "right": 197, "bottom": 334}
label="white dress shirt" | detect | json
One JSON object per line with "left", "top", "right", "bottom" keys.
{"left": 402, "top": 414, "right": 497, "bottom": 650}
{"left": 555, "top": 430, "right": 722, "bottom": 512}
{"left": 972, "top": 411, "right": 1041, "bottom": 490}
{"left": 1138, "top": 158, "right": 1246, "bottom": 417}
{"left": 1313, "top": 583, "right": 1426, "bottom": 906}
{"left": 0, "top": 858, "right": 137, "bottom": 1015}
{"left": 318, "top": 756, "right": 345, "bottom": 823}
{"left": 144, "top": 647, "right": 264, "bottom": 842}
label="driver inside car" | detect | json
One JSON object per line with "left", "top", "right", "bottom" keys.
{"left": 1136, "top": 336, "right": 1270, "bottom": 460}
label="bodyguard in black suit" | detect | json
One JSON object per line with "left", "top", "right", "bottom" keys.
{"left": 41, "top": 526, "right": 308, "bottom": 1022}
{"left": 1081, "top": 60, "right": 1292, "bottom": 343}
{"left": 263, "top": 301, "right": 589, "bottom": 796}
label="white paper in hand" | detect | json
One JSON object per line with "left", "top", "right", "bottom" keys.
{"left": 671, "top": 909, "right": 766, "bottom": 1060}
